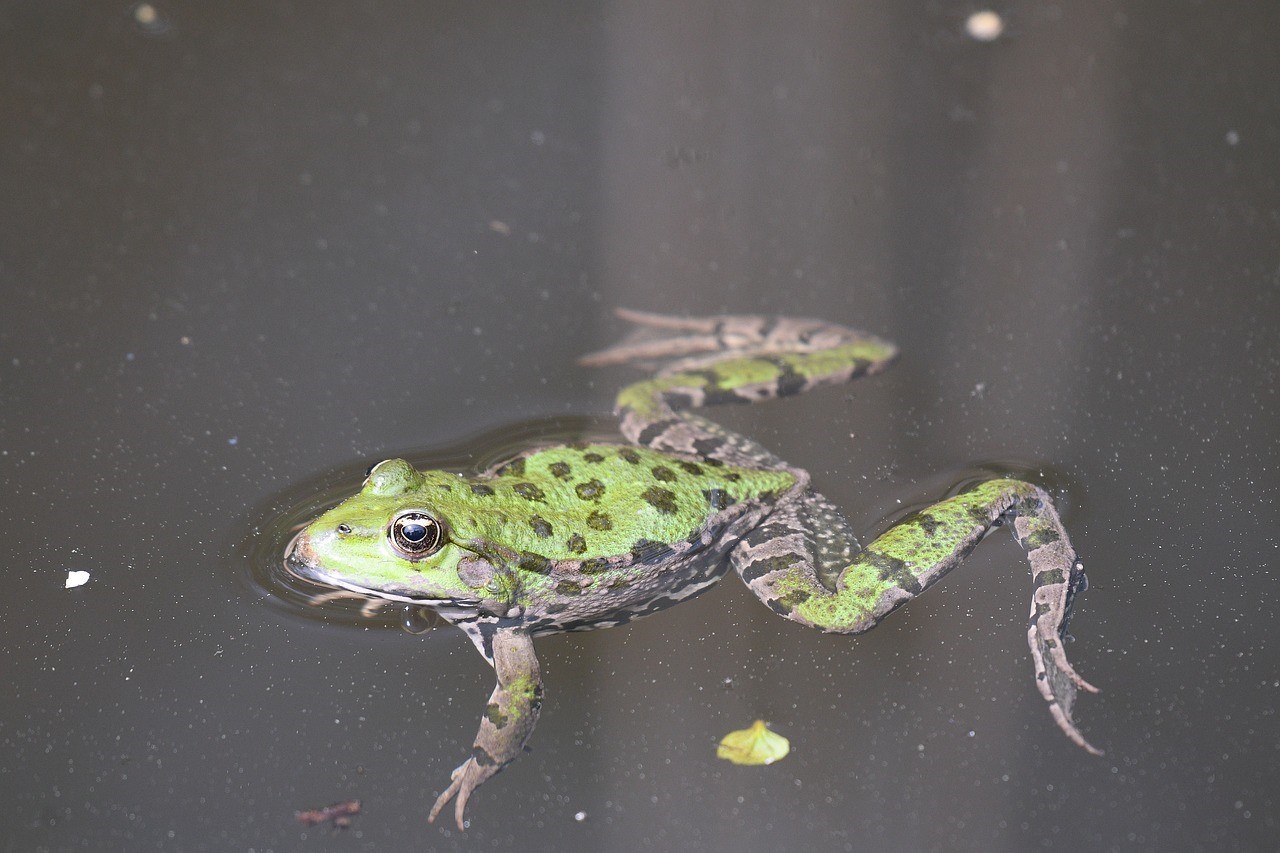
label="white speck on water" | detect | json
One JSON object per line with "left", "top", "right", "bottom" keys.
{"left": 133, "top": 3, "right": 157, "bottom": 25}
{"left": 966, "top": 10, "right": 1004, "bottom": 41}
{"left": 65, "top": 570, "right": 90, "bottom": 589}
{"left": 227, "top": 437, "right": 238, "bottom": 446}
{"left": 1226, "top": 130, "right": 1240, "bottom": 146}
{"left": 574, "top": 811, "right": 587, "bottom": 822}
{"left": 531, "top": 130, "right": 546, "bottom": 146}
{"left": 125, "top": 352, "right": 135, "bottom": 362}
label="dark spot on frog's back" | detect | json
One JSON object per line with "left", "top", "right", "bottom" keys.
{"left": 586, "top": 510, "right": 613, "bottom": 531}
{"left": 556, "top": 580, "right": 585, "bottom": 596}
{"left": 641, "top": 486, "right": 678, "bottom": 515}
{"left": 513, "top": 482, "right": 546, "bottom": 502}
{"left": 470, "top": 483, "right": 495, "bottom": 497}
{"left": 575, "top": 479, "right": 605, "bottom": 501}
{"left": 618, "top": 448, "right": 641, "bottom": 464}
{"left": 583, "top": 452, "right": 605, "bottom": 464}
{"left": 549, "top": 461, "right": 572, "bottom": 480}
{"left": 579, "top": 558, "right": 610, "bottom": 575}
{"left": 566, "top": 533, "right": 587, "bottom": 554}
{"left": 631, "top": 538, "right": 668, "bottom": 562}
{"left": 518, "top": 552, "right": 551, "bottom": 574}
{"left": 651, "top": 465, "right": 677, "bottom": 482}
{"left": 529, "top": 515, "right": 554, "bottom": 538}
{"left": 678, "top": 461, "right": 704, "bottom": 476}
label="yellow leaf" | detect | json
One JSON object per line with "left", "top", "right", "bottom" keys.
{"left": 716, "top": 719, "right": 790, "bottom": 766}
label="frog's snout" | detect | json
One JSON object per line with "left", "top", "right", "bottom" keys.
{"left": 289, "top": 528, "right": 323, "bottom": 568}
{"left": 288, "top": 528, "right": 343, "bottom": 591}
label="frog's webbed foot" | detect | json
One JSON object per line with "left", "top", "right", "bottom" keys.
{"left": 1023, "top": 531, "right": 1103, "bottom": 755}
{"left": 578, "top": 308, "right": 726, "bottom": 368}
{"left": 427, "top": 626, "right": 542, "bottom": 830}
{"left": 428, "top": 755, "right": 499, "bottom": 831}
{"left": 731, "top": 479, "right": 1102, "bottom": 755}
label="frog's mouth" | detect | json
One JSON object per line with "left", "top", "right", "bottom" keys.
{"left": 284, "top": 529, "right": 474, "bottom": 608}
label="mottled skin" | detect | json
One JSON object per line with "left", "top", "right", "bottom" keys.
{"left": 290, "top": 309, "right": 1100, "bottom": 829}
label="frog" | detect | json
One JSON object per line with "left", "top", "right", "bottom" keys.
{"left": 288, "top": 309, "right": 1100, "bottom": 830}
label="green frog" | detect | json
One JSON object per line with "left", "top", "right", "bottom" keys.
{"left": 289, "top": 309, "right": 1100, "bottom": 829}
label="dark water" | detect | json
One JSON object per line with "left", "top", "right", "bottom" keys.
{"left": 2, "top": 3, "right": 1277, "bottom": 850}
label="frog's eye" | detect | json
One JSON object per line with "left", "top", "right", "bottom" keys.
{"left": 389, "top": 511, "right": 443, "bottom": 559}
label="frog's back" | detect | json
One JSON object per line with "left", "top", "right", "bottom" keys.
{"left": 468, "top": 443, "right": 796, "bottom": 562}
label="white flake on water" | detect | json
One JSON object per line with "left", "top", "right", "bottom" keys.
{"left": 65, "top": 570, "right": 90, "bottom": 589}
{"left": 965, "top": 10, "right": 1004, "bottom": 41}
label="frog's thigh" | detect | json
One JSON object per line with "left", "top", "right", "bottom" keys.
{"left": 731, "top": 481, "right": 1031, "bottom": 634}
{"left": 730, "top": 488, "right": 871, "bottom": 631}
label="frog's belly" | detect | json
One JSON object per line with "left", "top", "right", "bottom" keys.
{"left": 521, "top": 504, "right": 771, "bottom": 635}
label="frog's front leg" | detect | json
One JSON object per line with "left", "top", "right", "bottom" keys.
{"left": 428, "top": 625, "right": 542, "bottom": 830}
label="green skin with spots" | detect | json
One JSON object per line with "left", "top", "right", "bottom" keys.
{"left": 290, "top": 309, "right": 1101, "bottom": 830}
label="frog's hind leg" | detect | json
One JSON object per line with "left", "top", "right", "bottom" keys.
{"left": 581, "top": 310, "right": 898, "bottom": 465}
{"left": 731, "top": 479, "right": 1101, "bottom": 755}
{"left": 428, "top": 625, "right": 543, "bottom": 830}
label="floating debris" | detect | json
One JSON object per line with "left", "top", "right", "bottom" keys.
{"left": 65, "top": 570, "right": 90, "bottom": 589}
{"left": 716, "top": 719, "right": 790, "bottom": 766}
{"left": 295, "top": 799, "right": 361, "bottom": 829}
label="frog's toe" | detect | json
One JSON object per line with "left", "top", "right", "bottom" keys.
{"left": 428, "top": 757, "right": 489, "bottom": 831}
{"left": 611, "top": 307, "right": 721, "bottom": 330}
{"left": 427, "top": 760, "right": 468, "bottom": 830}
{"left": 578, "top": 309, "right": 731, "bottom": 367}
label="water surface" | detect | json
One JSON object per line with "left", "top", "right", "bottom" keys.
{"left": 2, "top": 2, "right": 1276, "bottom": 850}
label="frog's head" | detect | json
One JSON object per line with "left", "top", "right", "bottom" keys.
{"left": 289, "top": 459, "right": 480, "bottom": 606}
